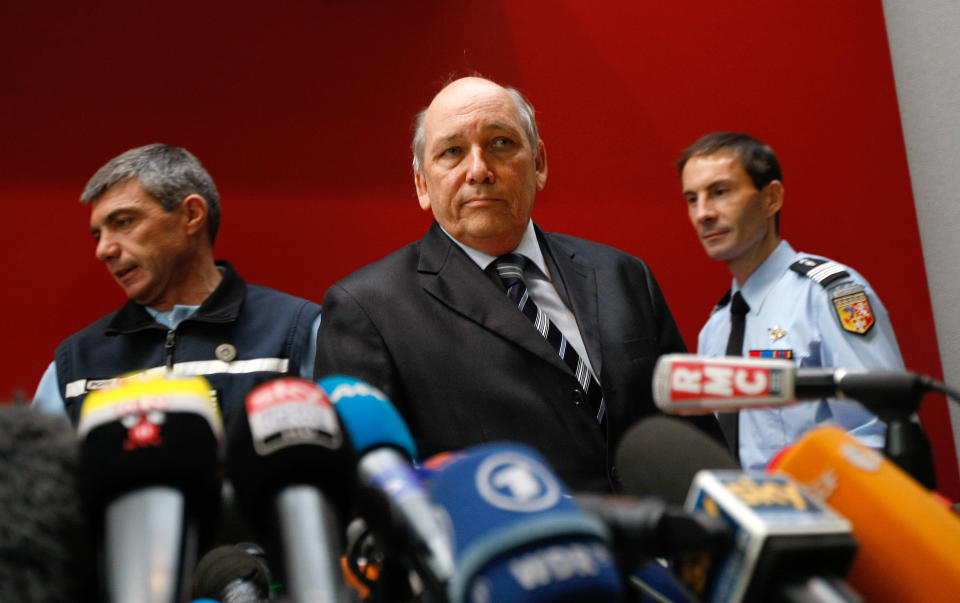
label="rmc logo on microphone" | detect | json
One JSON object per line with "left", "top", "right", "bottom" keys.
{"left": 653, "top": 355, "right": 794, "bottom": 412}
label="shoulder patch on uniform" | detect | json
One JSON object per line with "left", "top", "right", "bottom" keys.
{"left": 832, "top": 285, "right": 875, "bottom": 335}
{"left": 789, "top": 257, "right": 851, "bottom": 287}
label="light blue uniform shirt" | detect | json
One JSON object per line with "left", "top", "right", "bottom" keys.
{"left": 32, "top": 305, "right": 322, "bottom": 416}
{"left": 697, "top": 240, "right": 904, "bottom": 470}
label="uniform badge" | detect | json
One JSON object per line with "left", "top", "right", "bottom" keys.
{"left": 768, "top": 325, "right": 787, "bottom": 342}
{"left": 832, "top": 286, "right": 875, "bottom": 335}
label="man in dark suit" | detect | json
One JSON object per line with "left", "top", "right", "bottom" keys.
{"left": 316, "top": 77, "right": 716, "bottom": 492}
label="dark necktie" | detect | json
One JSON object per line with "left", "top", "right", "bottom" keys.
{"left": 719, "top": 291, "right": 750, "bottom": 460}
{"left": 494, "top": 253, "right": 606, "bottom": 424}
{"left": 725, "top": 292, "right": 750, "bottom": 356}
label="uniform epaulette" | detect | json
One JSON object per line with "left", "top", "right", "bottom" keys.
{"left": 789, "top": 257, "right": 850, "bottom": 288}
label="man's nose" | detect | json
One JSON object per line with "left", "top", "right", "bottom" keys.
{"left": 692, "top": 197, "right": 717, "bottom": 223}
{"left": 95, "top": 232, "right": 118, "bottom": 262}
{"left": 465, "top": 147, "right": 494, "bottom": 185}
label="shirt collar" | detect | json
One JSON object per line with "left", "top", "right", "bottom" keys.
{"left": 145, "top": 304, "right": 200, "bottom": 330}
{"left": 439, "top": 220, "right": 551, "bottom": 279}
{"left": 732, "top": 239, "right": 796, "bottom": 312}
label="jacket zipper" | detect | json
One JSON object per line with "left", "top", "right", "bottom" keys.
{"left": 165, "top": 329, "right": 177, "bottom": 371}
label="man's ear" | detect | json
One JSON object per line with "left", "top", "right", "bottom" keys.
{"left": 180, "top": 194, "right": 209, "bottom": 236}
{"left": 765, "top": 180, "right": 784, "bottom": 217}
{"left": 415, "top": 170, "right": 432, "bottom": 211}
{"left": 535, "top": 139, "right": 548, "bottom": 191}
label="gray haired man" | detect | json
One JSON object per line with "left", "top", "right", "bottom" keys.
{"left": 33, "top": 143, "right": 321, "bottom": 424}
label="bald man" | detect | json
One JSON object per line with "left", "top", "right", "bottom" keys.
{"left": 316, "top": 77, "right": 721, "bottom": 492}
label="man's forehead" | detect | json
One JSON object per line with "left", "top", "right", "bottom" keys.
{"left": 89, "top": 180, "right": 159, "bottom": 222}
{"left": 683, "top": 152, "right": 747, "bottom": 183}
{"left": 424, "top": 80, "right": 522, "bottom": 138}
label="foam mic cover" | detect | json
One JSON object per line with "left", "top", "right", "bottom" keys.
{"left": 0, "top": 406, "right": 95, "bottom": 603}
{"left": 77, "top": 373, "right": 224, "bottom": 603}
{"left": 429, "top": 442, "right": 623, "bottom": 603}
{"left": 225, "top": 377, "right": 355, "bottom": 529}
{"left": 77, "top": 373, "right": 223, "bottom": 522}
{"left": 191, "top": 543, "right": 273, "bottom": 602}
{"left": 771, "top": 425, "right": 960, "bottom": 601}
{"left": 615, "top": 416, "right": 739, "bottom": 505}
{"left": 318, "top": 374, "right": 417, "bottom": 460}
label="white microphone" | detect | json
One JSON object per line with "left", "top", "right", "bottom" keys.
{"left": 652, "top": 354, "right": 927, "bottom": 415}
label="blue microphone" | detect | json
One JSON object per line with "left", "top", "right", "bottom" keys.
{"left": 428, "top": 442, "right": 624, "bottom": 603}
{"left": 318, "top": 375, "right": 455, "bottom": 600}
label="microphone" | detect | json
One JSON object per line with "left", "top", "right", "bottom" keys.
{"left": 318, "top": 374, "right": 456, "bottom": 601}
{"left": 191, "top": 543, "right": 273, "bottom": 602}
{"left": 0, "top": 405, "right": 95, "bottom": 603}
{"left": 226, "top": 377, "right": 355, "bottom": 603}
{"left": 771, "top": 425, "right": 960, "bottom": 601}
{"left": 616, "top": 416, "right": 860, "bottom": 602}
{"left": 77, "top": 373, "right": 223, "bottom": 603}
{"left": 652, "top": 354, "right": 928, "bottom": 415}
{"left": 651, "top": 354, "right": 937, "bottom": 487}
{"left": 616, "top": 415, "right": 740, "bottom": 506}
{"left": 428, "top": 442, "right": 624, "bottom": 603}
{"left": 573, "top": 493, "right": 733, "bottom": 573}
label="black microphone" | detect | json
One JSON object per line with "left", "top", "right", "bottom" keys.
{"left": 574, "top": 493, "right": 733, "bottom": 573}
{"left": 226, "top": 377, "right": 355, "bottom": 603}
{"left": 616, "top": 415, "right": 740, "bottom": 506}
{"left": 191, "top": 543, "right": 274, "bottom": 602}
{"left": 616, "top": 416, "right": 861, "bottom": 603}
{"left": 0, "top": 405, "right": 95, "bottom": 603}
{"left": 76, "top": 374, "right": 224, "bottom": 603}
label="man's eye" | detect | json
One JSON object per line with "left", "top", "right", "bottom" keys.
{"left": 441, "top": 147, "right": 461, "bottom": 158}
{"left": 685, "top": 195, "right": 697, "bottom": 204}
{"left": 492, "top": 137, "right": 513, "bottom": 148}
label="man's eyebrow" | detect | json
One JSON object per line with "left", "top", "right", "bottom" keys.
{"left": 433, "top": 133, "right": 463, "bottom": 148}
{"left": 482, "top": 121, "right": 519, "bottom": 133}
{"left": 682, "top": 178, "right": 737, "bottom": 196}
{"left": 90, "top": 208, "right": 136, "bottom": 233}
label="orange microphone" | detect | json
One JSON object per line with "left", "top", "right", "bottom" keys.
{"left": 770, "top": 426, "right": 960, "bottom": 602}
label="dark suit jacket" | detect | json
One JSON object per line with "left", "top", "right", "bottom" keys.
{"left": 316, "top": 222, "right": 718, "bottom": 492}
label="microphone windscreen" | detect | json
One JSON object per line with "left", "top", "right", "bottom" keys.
{"left": 772, "top": 425, "right": 960, "bottom": 601}
{"left": 0, "top": 406, "right": 95, "bottom": 603}
{"left": 226, "top": 377, "right": 355, "bottom": 527}
{"left": 191, "top": 543, "right": 272, "bottom": 601}
{"left": 430, "top": 442, "right": 622, "bottom": 603}
{"left": 318, "top": 375, "right": 418, "bottom": 460}
{"left": 77, "top": 374, "right": 223, "bottom": 524}
{"left": 615, "top": 416, "right": 738, "bottom": 505}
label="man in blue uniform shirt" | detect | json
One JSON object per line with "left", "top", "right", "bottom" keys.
{"left": 32, "top": 144, "right": 321, "bottom": 425}
{"left": 678, "top": 132, "right": 904, "bottom": 470}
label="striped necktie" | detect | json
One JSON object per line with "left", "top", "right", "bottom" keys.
{"left": 494, "top": 253, "right": 606, "bottom": 424}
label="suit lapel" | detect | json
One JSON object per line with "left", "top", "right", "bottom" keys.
{"left": 540, "top": 230, "right": 604, "bottom": 380}
{"left": 417, "top": 222, "right": 571, "bottom": 375}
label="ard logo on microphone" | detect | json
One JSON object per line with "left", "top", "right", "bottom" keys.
{"left": 476, "top": 452, "right": 561, "bottom": 512}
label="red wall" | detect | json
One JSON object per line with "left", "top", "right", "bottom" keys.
{"left": 4, "top": 1, "right": 956, "bottom": 497}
